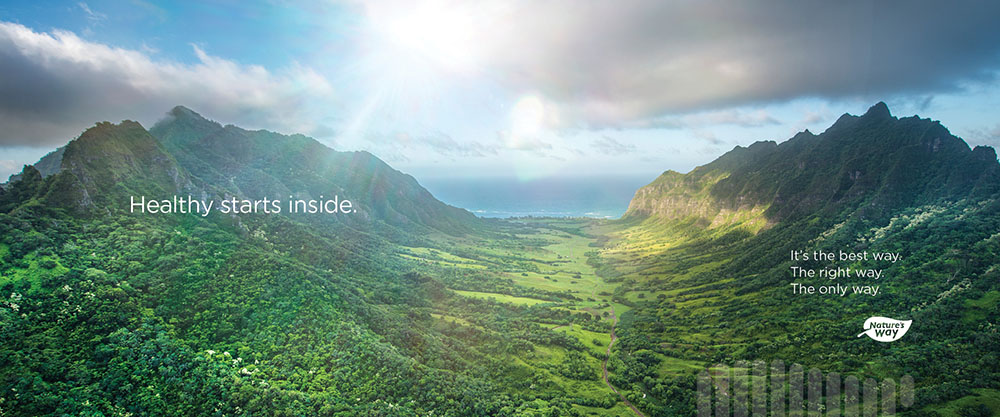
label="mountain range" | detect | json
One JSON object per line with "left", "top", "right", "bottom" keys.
{"left": 3, "top": 106, "right": 475, "bottom": 235}
{"left": 626, "top": 102, "right": 998, "bottom": 223}
{"left": 1, "top": 103, "right": 997, "bottom": 417}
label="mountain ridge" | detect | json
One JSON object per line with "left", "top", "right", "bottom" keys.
{"left": 624, "top": 102, "right": 1000, "bottom": 226}
{"left": 149, "top": 106, "right": 477, "bottom": 234}
{"left": 599, "top": 103, "right": 1000, "bottom": 414}
{"left": 2, "top": 106, "right": 477, "bottom": 235}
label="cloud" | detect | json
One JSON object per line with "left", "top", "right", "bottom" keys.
{"left": 964, "top": 124, "right": 1000, "bottom": 148}
{"left": 622, "top": 109, "right": 781, "bottom": 130}
{"left": 308, "top": 124, "right": 337, "bottom": 139}
{"left": 0, "top": 159, "right": 20, "bottom": 174}
{"left": 462, "top": 0, "right": 1000, "bottom": 127}
{"left": 0, "top": 21, "right": 334, "bottom": 147}
{"left": 78, "top": 2, "right": 107, "bottom": 23}
{"left": 407, "top": 131, "right": 498, "bottom": 157}
{"left": 691, "top": 130, "right": 723, "bottom": 146}
{"left": 367, "top": 130, "right": 498, "bottom": 159}
{"left": 799, "top": 111, "right": 826, "bottom": 125}
{"left": 590, "top": 135, "right": 636, "bottom": 155}
{"left": 917, "top": 96, "right": 935, "bottom": 112}
{"left": 496, "top": 130, "right": 552, "bottom": 152}
{"left": 76, "top": 2, "right": 107, "bottom": 36}
{"left": 422, "top": 134, "right": 497, "bottom": 157}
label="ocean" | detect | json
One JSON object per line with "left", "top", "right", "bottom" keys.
{"left": 420, "top": 176, "right": 652, "bottom": 219}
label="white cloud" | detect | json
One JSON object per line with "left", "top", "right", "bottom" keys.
{"left": 964, "top": 124, "right": 1000, "bottom": 148}
{"left": 76, "top": 2, "right": 107, "bottom": 36}
{"left": 496, "top": 130, "right": 552, "bottom": 152}
{"left": 0, "top": 159, "right": 19, "bottom": 173}
{"left": 0, "top": 21, "right": 335, "bottom": 147}
{"left": 369, "top": 131, "right": 498, "bottom": 158}
{"left": 621, "top": 109, "right": 781, "bottom": 130}
{"left": 590, "top": 136, "right": 636, "bottom": 155}
{"left": 78, "top": 2, "right": 107, "bottom": 22}
{"left": 799, "top": 111, "right": 826, "bottom": 125}
{"left": 691, "top": 130, "right": 722, "bottom": 145}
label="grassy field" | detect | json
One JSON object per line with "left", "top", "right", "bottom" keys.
{"left": 397, "top": 218, "right": 665, "bottom": 415}
{"left": 453, "top": 289, "right": 552, "bottom": 306}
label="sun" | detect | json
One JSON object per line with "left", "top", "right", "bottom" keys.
{"left": 363, "top": 0, "right": 486, "bottom": 75}
{"left": 338, "top": 0, "right": 504, "bottom": 149}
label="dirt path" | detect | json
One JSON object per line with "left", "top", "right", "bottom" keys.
{"left": 602, "top": 307, "right": 647, "bottom": 417}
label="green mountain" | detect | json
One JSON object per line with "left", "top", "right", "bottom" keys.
{"left": 0, "top": 109, "right": 524, "bottom": 417}
{"left": 600, "top": 103, "right": 1000, "bottom": 415}
{"left": 149, "top": 106, "right": 476, "bottom": 235}
{"left": 3, "top": 107, "right": 476, "bottom": 236}
{"left": 625, "top": 102, "right": 999, "bottom": 223}
{"left": 1, "top": 103, "right": 997, "bottom": 417}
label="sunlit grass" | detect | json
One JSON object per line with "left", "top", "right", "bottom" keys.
{"left": 453, "top": 289, "right": 551, "bottom": 306}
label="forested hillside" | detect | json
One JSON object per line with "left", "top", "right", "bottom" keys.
{"left": 599, "top": 103, "right": 1000, "bottom": 415}
{"left": 0, "top": 110, "right": 616, "bottom": 416}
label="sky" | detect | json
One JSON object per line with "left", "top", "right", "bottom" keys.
{"left": 1, "top": 0, "right": 999, "bottom": 182}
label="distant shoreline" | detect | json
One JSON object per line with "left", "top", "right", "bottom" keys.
{"left": 421, "top": 175, "right": 649, "bottom": 220}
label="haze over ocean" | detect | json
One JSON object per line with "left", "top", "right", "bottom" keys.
{"left": 421, "top": 176, "right": 652, "bottom": 218}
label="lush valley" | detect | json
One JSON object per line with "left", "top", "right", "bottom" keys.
{"left": 0, "top": 109, "right": 649, "bottom": 416}
{"left": 1, "top": 104, "right": 998, "bottom": 416}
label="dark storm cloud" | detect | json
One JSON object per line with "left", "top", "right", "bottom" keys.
{"left": 488, "top": 0, "right": 1000, "bottom": 126}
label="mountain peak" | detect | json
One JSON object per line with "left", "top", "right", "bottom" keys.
{"left": 626, "top": 103, "right": 999, "bottom": 223}
{"left": 862, "top": 101, "right": 892, "bottom": 120}
{"left": 153, "top": 106, "right": 224, "bottom": 146}
{"left": 168, "top": 105, "right": 205, "bottom": 120}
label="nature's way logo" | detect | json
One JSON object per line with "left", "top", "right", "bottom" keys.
{"left": 857, "top": 317, "right": 912, "bottom": 342}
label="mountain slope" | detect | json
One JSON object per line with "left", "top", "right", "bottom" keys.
{"left": 3, "top": 106, "right": 475, "bottom": 237}
{"left": 626, "top": 102, "right": 999, "bottom": 225}
{"left": 149, "top": 106, "right": 476, "bottom": 235}
{"left": 0, "top": 110, "right": 552, "bottom": 416}
{"left": 599, "top": 103, "right": 1000, "bottom": 415}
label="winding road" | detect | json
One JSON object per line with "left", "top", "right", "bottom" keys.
{"left": 602, "top": 306, "right": 647, "bottom": 417}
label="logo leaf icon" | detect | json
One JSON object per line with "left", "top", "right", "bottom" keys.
{"left": 857, "top": 317, "right": 912, "bottom": 342}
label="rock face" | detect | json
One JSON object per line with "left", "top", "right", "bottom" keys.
{"left": 625, "top": 102, "right": 1000, "bottom": 226}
